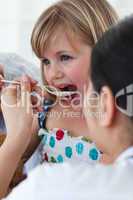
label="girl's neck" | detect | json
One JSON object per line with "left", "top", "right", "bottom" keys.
{"left": 46, "top": 102, "right": 89, "bottom": 137}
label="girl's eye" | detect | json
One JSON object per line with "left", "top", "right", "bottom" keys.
{"left": 42, "top": 58, "right": 50, "bottom": 66}
{"left": 60, "top": 55, "right": 73, "bottom": 61}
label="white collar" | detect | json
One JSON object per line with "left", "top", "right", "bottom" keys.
{"left": 115, "top": 146, "right": 133, "bottom": 163}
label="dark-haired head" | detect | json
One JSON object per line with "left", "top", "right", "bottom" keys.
{"left": 85, "top": 15, "right": 133, "bottom": 160}
{"left": 91, "top": 15, "right": 133, "bottom": 116}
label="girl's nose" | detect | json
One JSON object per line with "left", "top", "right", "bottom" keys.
{"left": 50, "top": 64, "right": 64, "bottom": 80}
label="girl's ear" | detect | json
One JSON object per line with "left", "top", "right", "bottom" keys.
{"left": 99, "top": 86, "right": 115, "bottom": 127}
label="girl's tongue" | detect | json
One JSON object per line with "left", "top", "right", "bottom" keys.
{"left": 57, "top": 84, "right": 79, "bottom": 100}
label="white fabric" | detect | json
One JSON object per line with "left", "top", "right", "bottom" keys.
{"left": 3, "top": 149, "right": 133, "bottom": 200}
{"left": 0, "top": 52, "right": 41, "bottom": 83}
{"left": 116, "top": 146, "right": 133, "bottom": 165}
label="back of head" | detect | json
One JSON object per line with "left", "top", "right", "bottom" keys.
{"left": 31, "top": 0, "right": 119, "bottom": 58}
{"left": 91, "top": 15, "right": 133, "bottom": 117}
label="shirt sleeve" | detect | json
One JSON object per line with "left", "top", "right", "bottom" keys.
{"left": 2, "top": 162, "right": 93, "bottom": 200}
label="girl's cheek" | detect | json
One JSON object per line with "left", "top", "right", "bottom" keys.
{"left": 63, "top": 63, "right": 87, "bottom": 91}
{"left": 66, "top": 59, "right": 89, "bottom": 88}
{"left": 68, "top": 69, "right": 87, "bottom": 89}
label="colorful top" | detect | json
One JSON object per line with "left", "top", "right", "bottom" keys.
{"left": 38, "top": 99, "right": 101, "bottom": 164}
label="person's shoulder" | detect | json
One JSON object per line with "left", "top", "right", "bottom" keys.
{"left": 28, "top": 161, "right": 91, "bottom": 178}
{"left": 26, "top": 161, "right": 97, "bottom": 188}
{"left": 4, "top": 161, "right": 133, "bottom": 200}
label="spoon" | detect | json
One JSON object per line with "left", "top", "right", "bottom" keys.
{"left": 1, "top": 79, "right": 77, "bottom": 97}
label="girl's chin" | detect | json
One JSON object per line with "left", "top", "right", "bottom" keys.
{"left": 59, "top": 95, "right": 82, "bottom": 112}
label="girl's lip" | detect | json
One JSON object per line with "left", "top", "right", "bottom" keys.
{"left": 53, "top": 83, "right": 71, "bottom": 89}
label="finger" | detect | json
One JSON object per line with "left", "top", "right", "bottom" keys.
{"left": 14, "top": 75, "right": 38, "bottom": 92}
{"left": 1, "top": 84, "right": 18, "bottom": 106}
{"left": 21, "top": 75, "right": 31, "bottom": 93}
{"left": 20, "top": 75, "right": 32, "bottom": 111}
{"left": 32, "top": 85, "right": 42, "bottom": 96}
{"left": 31, "top": 93, "right": 41, "bottom": 107}
{"left": 2, "top": 84, "right": 18, "bottom": 96}
{"left": 31, "top": 85, "right": 54, "bottom": 102}
{"left": 0, "top": 74, "right": 4, "bottom": 89}
{"left": 23, "top": 74, "right": 38, "bottom": 86}
{"left": 0, "top": 64, "right": 4, "bottom": 76}
{"left": 0, "top": 74, "right": 4, "bottom": 80}
{"left": 1, "top": 78, "right": 21, "bottom": 100}
{"left": 9, "top": 75, "right": 37, "bottom": 87}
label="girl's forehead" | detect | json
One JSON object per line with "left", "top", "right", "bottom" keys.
{"left": 48, "top": 31, "right": 73, "bottom": 48}
{"left": 44, "top": 29, "right": 87, "bottom": 55}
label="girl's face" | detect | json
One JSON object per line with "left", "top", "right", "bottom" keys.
{"left": 41, "top": 29, "right": 92, "bottom": 97}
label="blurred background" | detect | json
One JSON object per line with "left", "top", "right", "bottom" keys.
{"left": 0, "top": 0, "right": 133, "bottom": 65}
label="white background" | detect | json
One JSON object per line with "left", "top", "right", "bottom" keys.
{"left": 0, "top": 0, "right": 133, "bottom": 65}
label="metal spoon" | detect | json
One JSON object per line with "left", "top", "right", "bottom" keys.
{"left": 1, "top": 79, "right": 76, "bottom": 97}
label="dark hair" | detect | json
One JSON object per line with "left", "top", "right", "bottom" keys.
{"left": 91, "top": 15, "right": 133, "bottom": 111}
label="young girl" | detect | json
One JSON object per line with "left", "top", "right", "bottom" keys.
{"left": 30, "top": 0, "right": 119, "bottom": 164}
{"left": 0, "top": 0, "right": 118, "bottom": 198}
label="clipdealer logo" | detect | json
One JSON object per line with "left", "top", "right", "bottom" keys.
{"left": 115, "top": 84, "right": 133, "bottom": 117}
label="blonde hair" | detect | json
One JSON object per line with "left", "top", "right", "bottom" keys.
{"left": 31, "top": 0, "right": 118, "bottom": 59}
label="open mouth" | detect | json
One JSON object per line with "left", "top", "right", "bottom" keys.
{"left": 58, "top": 84, "right": 78, "bottom": 99}
{"left": 59, "top": 84, "right": 77, "bottom": 92}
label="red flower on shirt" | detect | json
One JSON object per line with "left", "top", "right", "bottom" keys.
{"left": 44, "top": 153, "right": 48, "bottom": 162}
{"left": 56, "top": 129, "right": 64, "bottom": 140}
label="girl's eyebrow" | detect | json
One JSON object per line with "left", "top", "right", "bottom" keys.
{"left": 56, "top": 50, "right": 73, "bottom": 55}
{"left": 40, "top": 50, "right": 74, "bottom": 60}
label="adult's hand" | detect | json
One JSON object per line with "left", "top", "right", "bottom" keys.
{"left": 1, "top": 75, "right": 35, "bottom": 144}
